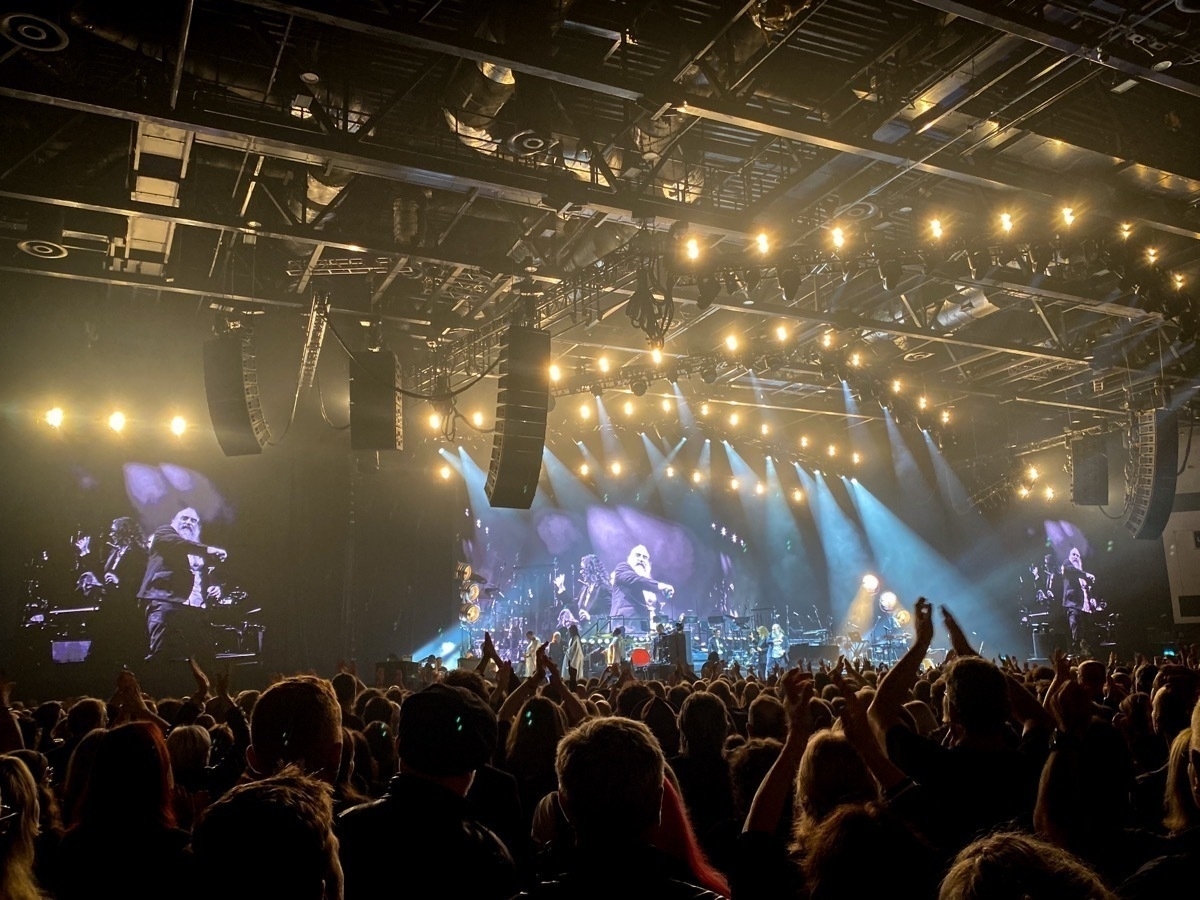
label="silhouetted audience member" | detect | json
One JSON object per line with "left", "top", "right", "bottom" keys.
{"left": 939, "top": 832, "right": 1116, "bottom": 900}
{"left": 248, "top": 676, "right": 343, "bottom": 786}
{"left": 338, "top": 684, "right": 516, "bottom": 900}
{"left": 0, "top": 755, "right": 44, "bottom": 900}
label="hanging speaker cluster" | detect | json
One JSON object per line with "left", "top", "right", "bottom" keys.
{"left": 485, "top": 325, "right": 550, "bottom": 509}
{"left": 203, "top": 330, "right": 270, "bottom": 457}
{"left": 1071, "top": 435, "right": 1109, "bottom": 506}
{"left": 1124, "top": 409, "right": 1179, "bottom": 540}
{"left": 349, "top": 350, "right": 403, "bottom": 451}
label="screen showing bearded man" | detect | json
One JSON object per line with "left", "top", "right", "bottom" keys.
{"left": 609, "top": 544, "right": 673, "bottom": 622}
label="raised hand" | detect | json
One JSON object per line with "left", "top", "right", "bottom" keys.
{"left": 780, "top": 668, "right": 815, "bottom": 742}
{"left": 189, "top": 657, "right": 211, "bottom": 700}
{"left": 481, "top": 631, "right": 496, "bottom": 661}
{"left": 914, "top": 597, "right": 935, "bottom": 647}
{"left": 940, "top": 604, "right": 977, "bottom": 656}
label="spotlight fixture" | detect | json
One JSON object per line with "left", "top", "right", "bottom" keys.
{"left": 598, "top": 356, "right": 610, "bottom": 373}
{"left": 692, "top": 470, "right": 702, "bottom": 484}
{"left": 849, "top": 352, "right": 862, "bottom": 367}
{"left": 999, "top": 212, "right": 1013, "bottom": 234}
{"left": 827, "top": 444, "right": 837, "bottom": 457}
{"left": 831, "top": 227, "right": 845, "bottom": 249}
{"left": 623, "top": 401, "right": 634, "bottom": 416}
{"left": 800, "top": 435, "right": 809, "bottom": 449}
{"left": 661, "top": 399, "right": 671, "bottom": 412}
{"left": 862, "top": 573, "right": 880, "bottom": 593}
{"left": 729, "top": 413, "right": 739, "bottom": 426}
{"left": 821, "top": 332, "right": 834, "bottom": 349}
{"left": 792, "top": 488, "right": 803, "bottom": 502}
{"left": 1027, "top": 466, "right": 1039, "bottom": 482}
{"left": 929, "top": 218, "right": 943, "bottom": 240}
{"left": 761, "top": 424, "right": 769, "bottom": 436}
{"left": 549, "top": 364, "right": 561, "bottom": 382}
{"left": 775, "top": 325, "right": 788, "bottom": 342}
{"left": 755, "top": 482, "right": 765, "bottom": 495}
{"left": 170, "top": 415, "right": 187, "bottom": 436}
{"left": 428, "top": 412, "right": 442, "bottom": 430}
{"left": 108, "top": 411, "right": 126, "bottom": 433}
{"left": 852, "top": 451, "right": 862, "bottom": 465}
{"left": 1044, "top": 486, "right": 1055, "bottom": 500}
{"left": 580, "top": 404, "right": 591, "bottom": 420}
{"left": 700, "top": 366, "right": 718, "bottom": 384}
{"left": 610, "top": 461, "right": 622, "bottom": 476}
{"left": 665, "top": 465, "right": 674, "bottom": 477}
{"left": 940, "top": 409, "right": 950, "bottom": 424}
{"left": 1061, "top": 207, "right": 1075, "bottom": 226}
{"left": 697, "top": 275, "right": 720, "bottom": 310}
{"left": 631, "top": 380, "right": 648, "bottom": 396}
{"left": 45, "top": 407, "right": 64, "bottom": 428}
{"left": 439, "top": 465, "right": 452, "bottom": 480}
{"left": 651, "top": 348, "right": 663, "bottom": 365}
{"left": 891, "top": 379, "right": 901, "bottom": 394}
{"left": 591, "top": 384, "right": 603, "bottom": 397}
{"left": 700, "top": 403, "right": 710, "bottom": 416}
{"left": 880, "top": 591, "right": 898, "bottom": 612}
{"left": 918, "top": 395, "right": 928, "bottom": 410}
{"left": 472, "top": 411, "right": 484, "bottom": 427}
{"left": 686, "top": 237, "right": 700, "bottom": 261}
{"left": 580, "top": 463, "right": 589, "bottom": 476}
{"left": 730, "top": 478, "right": 740, "bottom": 490}
{"left": 778, "top": 268, "right": 802, "bottom": 302}
{"left": 756, "top": 232, "right": 769, "bottom": 254}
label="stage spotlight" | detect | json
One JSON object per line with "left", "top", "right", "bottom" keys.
{"left": 831, "top": 227, "right": 845, "bottom": 249}
{"left": 45, "top": 407, "right": 64, "bottom": 428}
{"left": 428, "top": 412, "right": 442, "bottom": 430}
{"left": 918, "top": 395, "right": 928, "bottom": 410}
{"left": 862, "top": 573, "right": 880, "bottom": 593}
{"left": 761, "top": 424, "right": 769, "bottom": 436}
{"left": 631, "top": 380, "right": 648, "bottom": 396}
{"left": 966, "top": 247, "right": 990, "bottom": 280}
{"left": 755, "top": 482, "right": 765, "bottom": 495}
{"left": 591, "top": 384, "right": 603, "bottom": 398}
{"left": 549, "top": 364, "right": 561, "bottom": 382}
{"left": 1119, "top": 222, "right": 1132, "bottom": 240}
{"left": 849, "top": 351, "right": 862, "bottom": 367}
{"left": 1044, "top": 485, "right": 1055, "bottom": 500}
{"left": 696, "top": 276, "right": 721, "bottom": 312}
{"left": 665, "top": 465, "right": 675, "bottom": 478}
{"left": 775, "top": 325, "right": 788, "bottom": 342}
{"left": 729, "top": 477, "right": 740, "bottom": 490}
{"left": 700, "top": 403, "right": 710, "bottom": 416}
{"left": 598, "top": 356, "right": 610, "bottom": 373}
{"left": 611, "top": 461, "right": 622, "bottom": 476}
{"left": 756, "top": 232, "right": 769, "bottom": 254}
{"left": 852, "top": 451, "right": 862, "bottom": 465}
{"left": 879, "top": 591, "right": 898, "bottom": 612}
{"left": 700, "top": 366, "right": 717, "bottom": 384}
{"left": 827, "top": 444, "right": 836, "bottom": 457}
{"left": 929, "top": 218, "right": 943, "bottom": 240}
{"left": 821, "top": 332, "right": 834, "bottom": 349}
{"left": 692, "top": 470, "right": 702, "bottom": 484}
{"left": 724, "top": 335, "right": 738, "bottom": 352}
{"left": 661, "top": 399, "right": 671, "bottom": 412}
{"left": 800, "top": 435, "right": 809, "bottom": 449}
{"left": 891, "top": 379, "right": 901, "bottom": 394}
{"left": 729, "top": 412, "right": 739, "bottom": 426}
{"left": 724, "top": 271, "right": 747, "bottom": 296}
{"left": 472, "top": 411, "right": 484, "bottom": 427}
{"left": 1017, "top": 485, "right": 1030, "bottom": 498}
{"left": 1026, "top": 243, "right": 1052, "bottom": 274}
{"left": 580, "top": 463, "right": 589, "bottom": 476}
{"left": 940, "top": 409, "right": 951, "bottom": 424}
{"left": 745, "top": 269, "right": 762, "bottom": 291}
{"left": 1061, "top": 206, "right": 1075, "bottom": 226}
{"left": 878, "top": 258, "right": 903, "bottom": 292}
{"left": 170, "top": 415, "right": 187, "bottom": 436}
{"left": 439, "top": 465, "right": 452, "bottom": 480}
{"left": 778, "top": 268, "right": 802, "bottom": 302}
{"left": 623, "top": 401, "right": 634, "bottom": 416}
{"left": 580, "top": 403, "right": 591, "bottom": 420}
{"left": 686, "top": 237, "right": 700, "bottom": 261}
{"left": 108, "top": 411, "right": 126, "bottom": 433}
{"left": 792, "top": 488, "right": 804, "bottom": 502}
{"left": 651, "top": 348, "right": 663, "bottom": 365}
{"left": 1027, "top": 466, "right": 1039, "bottom": 481}
{"left": 1000, "top": 212, "right": 1013, "bottom": 234}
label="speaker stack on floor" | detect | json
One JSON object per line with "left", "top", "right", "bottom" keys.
{"left": 1124, "top": 409, "right": 1179, "bottom": 540}
{"left": 349, "top": 350, "right": 404, "bottom": 451}
{"left": 485, "top": 325, "right": 551, "bottom": 509}
{"left": 203, "top": 330, "right": 270, "bottom": 456}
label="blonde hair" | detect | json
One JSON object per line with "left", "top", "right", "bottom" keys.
{"left": 1164, "top": 729, "right": 1200, "bottom": 834}
{"left": 0, "top": 755, "right": 43, "bottom": 900}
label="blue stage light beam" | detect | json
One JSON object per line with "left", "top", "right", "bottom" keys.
{"left": 807, "top": 469, "right": 873, "bottom": 629}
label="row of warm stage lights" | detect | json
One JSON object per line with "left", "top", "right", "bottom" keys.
{"left": 675, "top": 210, "right": 1186, "bottom": 282}
{"left": 545, "top": 334, "right": 954, "bottom": 427}
{"left": 41, "top": 407, "right": 190, "bottom": 436}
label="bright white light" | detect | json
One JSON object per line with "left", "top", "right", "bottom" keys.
{"left": 651, "top": 348, "right": 663, "bottom": 365}
{"left": 761, "top": 424, "right": 769, "bottom": 436}
{"left": 1044, "top": 486, "right": 1055, "bottom": 500}
{"left": 692, "top": 470, "right": 702, "bottom": 484}
{"left": 665, "top": 465, "right": 675, "bottom": 478}
{"left": 756, "top": 232, "right": 769, "bottom": 254}
{"left": 45, "top": 407, "right": 64, "bottom": 428}
{"left": 729, "top": 478, "right": 740, "bottom": 490}
{"left": 821, "top": 332, "right": 834, "bottom": 348}
{"left": 549, "top": 364, "right": 561, "bottom": 382}
{"left": 755, "top": 482, "right": 765, "bottom": 495}
{"left": 930, "top": 218, "right": 943, "bottom": 239}
{"left": 580, "top": 404, "right": 590, "bottom": 420}
{"left": 428, "top": 412, "right": 442, "bottom": 430}
{"left": 940, "top": 409, "right": 951, "bottom": 424}
{"left": 827, "top": 444, "right": 837, "bottom": 457}
{"left": 800, "top": 435, "right": 809, "bottom": 449}
{"left": 792, "top": 488, "right": 803, "bottom": 502}
{"left": 170, "top": 415, "right": 187, "bottom": 436}
{"left": 862, "top": 573, "right": 880, "bottom": 593}
{"left": 472, "top": 412, "right": 484, "bottom": 427}
{"left": 918, "top": 396, "right": 928, "bottom": 410}
{"left": 1061, "top": 207, "right": 1075, "bottom": 226}
{"left": 1028, "top": 466, "right": 1039, "bottom": 481}
{"left": 686, "top": 237, "right": 700, "bottom": 261}
{"left": 775, "top": 325, "right": 788, "bottom": 342}
{"left": 852, "top": 451, "right": 862, "bottom": 465}
{"left": 831, "top": 227, "right": 845, "bottom": 249}
{"left": 598, "top": 356, "right": 610, "bottom": 373}
{"left": 1147, "top": 248, "right": 1158, "bottom": 263}
{"left": 108, "top": 411, "right": 126, "bottom": 433}
{"left": 700, "top": 403, "right": 710, "bottom": 416}
{"left": 725, "top": 335, "right": 738, "bottom": 352}
{"left": 880, "top": 591, "right": 898, "bottom": 611}
{"left": 1000, "top": 212, "right": 1013, "bottom": 233}
{"left": 1018, "top": 485, "right": 1030, "bottom": 498}
{"left": 729, "top": 412, "right": 739, "bottom": 426}
{"left": 661, "top": 399, "right": 671, "bottom": 412}
{"left": 439, "top": 465, "right": 451, "bottom": 480}
{"left": 849, "top": 352, "right": 862, "bottom": 367}
{"left": 624, "top": 401, "right": 634, "bottom": 416}
{"left": 1119, "top": 223, "right": 1132, "bottom": 239}
{"left": 610, "top": 461, "right": 622, "bottom": 476}
{"left": 891, "top": 379, "right": 901, "bottom": 394}
{"left": 580, "top": 463, "right": 589, "bottom": 476}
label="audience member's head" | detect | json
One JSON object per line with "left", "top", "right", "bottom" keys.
{"left": 443, "top": 669, "right": 489, "bottom": 701}
{"left": 943, "top": 656, "right": 1010, "bottom": 740}
{"left": 65, "top": 698, "right": 106, "bottom": 738}
{"left": 678, "top": 692, "right": 730, "bottom": 757}
{"left": 938, "top": 832, "right": 1116, "bottom": 900}
{"left": 397, "top": 684, "right": 497, "bottom": 796}
{"left": 639, "top": 697, "right": 680, "bottom": 757}
{"left": 615, "top": 681, "right": 653, "bottom": 719}
{"left": 747, "top": 694, "right": 786, "bottom": 741}
{"left": 506, "top": 696, "right": 566, "bottom": 777}
{"left": 76, "top": 721, "right": 174, "bottom": 833}
{"left": 1153, "top": 680, "right": 1197, "bottom": 741}
{"left": 166, "top": 724, "right": 212, "bottom": 787}
{"left": 0, "top": 755, "right": 41, "bottom": 900}
{"left": 60, "top": 728, "right": 105, "bottom": 827}
{"left": 556, "top": 717, "right": 664, "bottom": 843}
{"left": 1165, "top": 728, "right": 1200, "bottom": 834}
{"left": 793, "top": 731, "right": 878, "bottom": 841}
{"left": 330, "top": 672, "right": 358, "bottom": 710}
{"left": 729, "top": 737, "right": 782, "bottom": 820}
{"left": 192, "top": 773, "right": 341, "bottom": 900}
{"left": 249, "top": 676, "right": 343, "bottom": 783}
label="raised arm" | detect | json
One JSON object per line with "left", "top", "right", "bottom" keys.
{"left": 868, "top": 597, "right": 934, "bottom": 739}
{"left": 0, "top": 675, "right": 24, "bottom": 753}
{"left": 744, "top": 669, "right": 813, "bottom": 834}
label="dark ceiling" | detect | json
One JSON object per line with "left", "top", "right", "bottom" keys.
{"left": 2, "top": 0, "right": 1200, "bottom": 488}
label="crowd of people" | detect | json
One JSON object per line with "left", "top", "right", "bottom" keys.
{"left": 1, "top": 597, "right": 1198, "bottom": 899}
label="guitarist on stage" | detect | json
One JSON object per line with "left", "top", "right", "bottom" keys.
{"left": 1061, "top": 546, "right": 1100, "bottom": 654}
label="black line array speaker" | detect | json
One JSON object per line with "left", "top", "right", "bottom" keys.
{"left": 203, "top": 331, "right": 269, "bottom": 456}
{"left": 486, "top": 326, "right": 550, "bottom": 509}
{"left": 1071, "top": 434, "right": 1109, "bottom": 506}
{"left": 1124, "top": 409, "right": 1179, "bottom": 540}
{"left": 349, "top": 350, "right": 403, "bottom": 451}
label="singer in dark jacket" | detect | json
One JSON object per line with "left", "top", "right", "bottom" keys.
{"left": 137, "top": 507, "right": 227, "bottom": 660}
{"left": 609, "top": 545, "right": 674, "bottom": 620}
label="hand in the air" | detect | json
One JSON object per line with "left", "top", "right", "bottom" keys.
{"left": 914, "top": 597, "right": 935, "bottom": 646}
